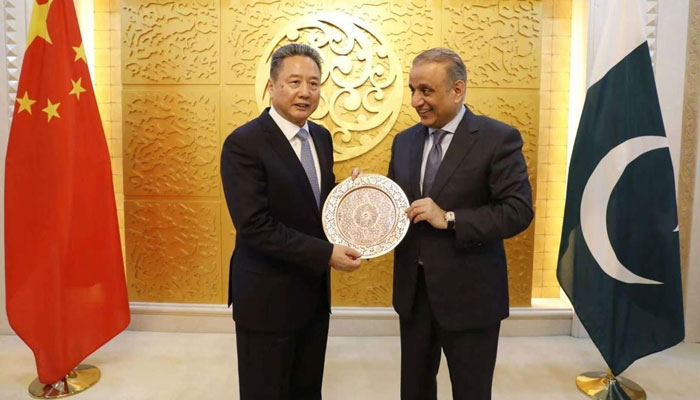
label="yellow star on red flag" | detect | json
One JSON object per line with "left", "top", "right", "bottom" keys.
{"left": 6, "top": 0, "right": 131, "bottom": 386}
{"left": 16, "top": 91, "right": 36, "bottom": 114}
{"left": 72, "top": 43, "right": 86, "bottom": 63}
{"left": 69, "top": 78, "right": 87, "bottom": 100}
{"left": 27, "top": 0, "right": 54, "bottom": 48}
{"left": 41, "top": 99, "right": 60, "bottom": 122}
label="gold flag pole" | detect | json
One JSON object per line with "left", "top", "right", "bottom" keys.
{"left": 576, "top": 368, "right": 646, "bottom": 400}
{"left": 28, "top": 365, "right": 100, "bottom": 399}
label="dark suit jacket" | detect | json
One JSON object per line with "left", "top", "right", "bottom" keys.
{"left": 388, "top": 107, "right": 533, "bottom": 331}
{"left": 220, "top": 108, "right": 335, "bottom": 333}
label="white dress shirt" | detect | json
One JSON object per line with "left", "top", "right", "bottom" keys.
{"left": 269, "top": 106, "right": 322, "bottom": 188}
{"left": 420, "top": 105, "right": 467, "bottom": 191}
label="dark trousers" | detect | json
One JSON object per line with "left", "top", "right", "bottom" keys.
{"left": 235, "top": 311, "right": 329, "bottom": 400}
{"left": 400, "top": 267, "right": 501, "bottom": 400}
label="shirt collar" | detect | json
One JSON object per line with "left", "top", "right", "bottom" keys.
{"left": 269, "top": 106, "right": 310, "bottom": 141}
{"left": 428, "top": 105, "right": 466, "bottom": 135}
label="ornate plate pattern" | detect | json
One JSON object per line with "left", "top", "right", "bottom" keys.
{"left": 323, "top": 174, "right": 409, "bottom": 259}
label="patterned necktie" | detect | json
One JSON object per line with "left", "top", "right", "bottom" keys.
{"left": 296, "top": 128, "right": 321, "bottom": 207}
{"left": 422, "top": 129, "right": 447, "bottom": 197}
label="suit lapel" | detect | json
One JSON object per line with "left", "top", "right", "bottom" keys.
{"left": 409, "top": 126, "right": 427, "bottom": 201}
{"left": 260, "top": 109, "right": 321, "bottom": 220}
{"left": 429, "top": 107, "right": 479, "bottom": 200}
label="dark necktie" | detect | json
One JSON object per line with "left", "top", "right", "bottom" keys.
{"left": 296, "top": 128, "right": 320, "bottom": 207}
{"left": 422, "top": 129, "right": 447, "bottom": 197}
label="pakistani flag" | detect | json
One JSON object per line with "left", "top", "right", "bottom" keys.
{"left": 557, "top": 0, "right": 684, "bottom": 376}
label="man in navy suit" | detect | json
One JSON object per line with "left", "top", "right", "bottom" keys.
{"left": 388, "top": 48, "right": 533, "bottom": 400}
{"left": 221, "top": 43, "right": 362, "bottom": 400}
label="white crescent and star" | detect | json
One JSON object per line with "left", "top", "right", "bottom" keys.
{"left": 580, "top": 135, "right": 674, "bottom": 285}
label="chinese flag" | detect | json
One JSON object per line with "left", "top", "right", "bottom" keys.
{"left": 4, "top": 0, "right": 130, "bottom": 383}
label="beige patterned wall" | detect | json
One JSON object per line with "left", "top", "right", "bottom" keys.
{"left": 532, "top": 0, "right": 570, "bottom": 298}
{"left": 679, "top": 0, "right": 699, "bottom": 295}
{"left": 113, "top": 0, "right": 542, "bottom": 306}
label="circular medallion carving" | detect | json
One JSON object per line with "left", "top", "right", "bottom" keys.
{"left": 339, "top": 188, "right": 395, "bottom": 244}
{"left": 322, "top": 174, "right": 409, "bottom": 259}
{"left": 256, "top": 12, "right": 403, "bottom": 161}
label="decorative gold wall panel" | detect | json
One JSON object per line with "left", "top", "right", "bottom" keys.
{"left": 325, "top": 0, "right": 440, "bottom": 75}
{"left": 223, "top": 1, "right": 325, "bottom": 84}
{"left": 125, "top": 200, "right": 221, "bottom": 303}
{"left": 122, "top": 0, "right": 220, "bottom": 84}
{"left": 443, "top": 0, "right": 541, "bottom": 88}
{"left": 122, "top": 0, "right": 541, "bottom": 306}
{"left": 466, "top": 89, "right": 539, "bottom": 164}
{"left": 123, "top": 89, "right": 220, "bottom": 196}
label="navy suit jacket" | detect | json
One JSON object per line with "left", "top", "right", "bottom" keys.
{"left": 221, "top": 108, "right": 335, "bottom": 332}
{"left": 388, "top": 107, "right": 533, "bottom": 330}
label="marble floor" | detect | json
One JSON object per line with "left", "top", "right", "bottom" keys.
{"left": 1, "top": 332, "right": 698, "bottom": 399}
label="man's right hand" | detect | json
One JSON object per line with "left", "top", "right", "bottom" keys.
{"left": 329, "top": 245, "right": 362, "bottom": 272}
{"left": 351, "top": 167, "right": 362, "bottom": 180}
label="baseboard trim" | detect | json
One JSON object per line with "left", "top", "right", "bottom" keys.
{"left": 128, "top": 302, "right": 573, "bottom": 336}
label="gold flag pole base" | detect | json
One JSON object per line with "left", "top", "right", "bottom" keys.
{"left": 576, "top": 370, "right": 646, "bottom": 400}
{"left": 28, "top": 365, "right": 101, "bottom": 399}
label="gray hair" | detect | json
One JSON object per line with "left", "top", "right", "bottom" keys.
{"left": 412, "top": 47, "right": 467, "bottom": 85}
{"left": 269, "top": 43, "right": 322, "bottom": 80}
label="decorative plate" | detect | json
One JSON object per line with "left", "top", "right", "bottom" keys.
{"left": 322, "top": 174, "right": 410, "bottom": 259}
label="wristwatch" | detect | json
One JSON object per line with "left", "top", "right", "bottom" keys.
{"left": 444, "top": 211, "right": 455, "bottom": 230}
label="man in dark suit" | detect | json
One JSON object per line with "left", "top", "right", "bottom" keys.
{"left": 388, "top": 48, "right": 533, "bottom": 400}
{"left": 220, "top": 43, "right": 362, "bottom": 400}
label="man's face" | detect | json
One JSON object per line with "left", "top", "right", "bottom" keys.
{"left": 268, "top": 55, "right": 321, "bottom": 127}
{"left": 409, "top": 61, "right": 465, "bottom": 129}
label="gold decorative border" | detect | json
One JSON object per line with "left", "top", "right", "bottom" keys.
{"left": 679, "top": 0, "right": 700, "bottom": 287}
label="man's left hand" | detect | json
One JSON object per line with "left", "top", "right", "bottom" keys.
{"left": 406, "top": 198, "right": 447, "bottom": 229}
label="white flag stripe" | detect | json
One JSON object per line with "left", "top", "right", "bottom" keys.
{"left": 587, "top": 0, "right": 647, "bottom": 89}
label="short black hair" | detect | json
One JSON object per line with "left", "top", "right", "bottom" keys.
{"left": 270, "top": 43, "right": 322, "bottom": 80}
